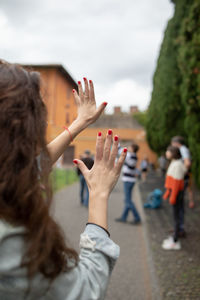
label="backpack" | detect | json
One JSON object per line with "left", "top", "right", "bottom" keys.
{"left": 144, "top": 189, "right": 163, "bottom": 209}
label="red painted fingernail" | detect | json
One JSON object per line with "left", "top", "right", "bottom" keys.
{"left": 114, "top": 135, "right": 118, "bottom": 141}
{"left": 98, "top": 132, "right": 102, "bottom": 137}
{"left": 108, "top": 129, "right": 112, "bottom": 135}
{"left": 72, "top": 89, "right": 75, "bottom": 93}
{"left": 89, "top": 80, "right": 92, "bottom": 83}
{"left": 103, "top": 102, "right": 108, "bottom": 106}
{"left": 123, "top": 148, "right": 127, "bottom": 153}
{"left": 78, "top": 81, "right": 81, "bottom": 84}
{"left": 83, "top": 77, "right": 87, "bottom": 81}
{"left": 73, "top": 159, "right": 78, "bottom": 164}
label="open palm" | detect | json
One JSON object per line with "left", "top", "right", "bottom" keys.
{"left": 73, "top": 78, "right": 107, "bottom": 128}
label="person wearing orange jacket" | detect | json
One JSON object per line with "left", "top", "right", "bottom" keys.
{"left": 162, "top": 146, "right": 187, "bottom": 250}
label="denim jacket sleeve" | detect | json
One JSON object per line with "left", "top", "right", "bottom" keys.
{"left": 0, "top": 222, "right": 120, "bottom": 300}
{"left": 50, "top": 224, "right": 120, "bottom": 300}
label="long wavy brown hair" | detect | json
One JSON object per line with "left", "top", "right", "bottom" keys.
{"left": 0, "top": 60, "right": 78, "bottom": 280}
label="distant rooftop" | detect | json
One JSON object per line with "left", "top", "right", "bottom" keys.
{"left": 89, "top": 114, "right": 143, "bottom": 129}
{"left": 21, "top": 64, "right": 78, "bottom": 88}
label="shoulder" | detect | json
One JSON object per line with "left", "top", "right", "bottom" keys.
{"left": 129, "top": 153, "right": 137, "bottom": 160}
{"left": 168, "top": 159, "right": 186, "bottom": 179}
{"left": 180, "top": 145, "right": 190, "bottom": 159}
{"left": 0, "top": 220, "right": 26, "bottom": 241}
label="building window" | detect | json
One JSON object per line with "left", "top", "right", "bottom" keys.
{"left": 66, "top": 87, "right": 71, "bottom": 100}
{"left": 66, "top": 112, "right": 70, "bottom": 124}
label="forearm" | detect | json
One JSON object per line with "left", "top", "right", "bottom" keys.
{"left": 184, "top": 158, "right": 191, "bottom": 170}
{"left": 47, "top": 119, "right": 86, "bottom": 165}
{"left": 88, "top": 192, "right": 109, "bottom": 231}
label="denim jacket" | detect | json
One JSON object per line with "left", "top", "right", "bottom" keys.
{"left": 0, "top": 221, "right": 119, "bottom": 300}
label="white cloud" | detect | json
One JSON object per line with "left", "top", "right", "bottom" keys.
{"left": 95, "top": 79, "right": 150, "bottom": 113}
{"left": 0, "top": 0, "right": 174, "bottom": 111}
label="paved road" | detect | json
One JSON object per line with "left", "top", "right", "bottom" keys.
{"left": 53, "top": 180, "right": 157, "bottom": 300}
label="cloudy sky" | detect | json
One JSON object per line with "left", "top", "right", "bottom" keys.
{"left": 0, "top": 0, "right": 174, "bottom": 113}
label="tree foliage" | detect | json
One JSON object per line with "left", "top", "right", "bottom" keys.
{"left": 146, "top": 0, "right": 200, "bottom": 186}
{"left": 178, "top": 0, "right": 200, "bottom": 185}
{"left": 133, "top": 111, "right": 148, "bottom": 127}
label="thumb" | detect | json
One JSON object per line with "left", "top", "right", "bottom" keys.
{"left": 73, "top": 159, "right": 89, "bottom": 177}
{"left": 94, "top": 102, "right": 108, "bottom": 120}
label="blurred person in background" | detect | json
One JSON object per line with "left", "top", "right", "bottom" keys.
{"left": 158, "top": 154, "right": 167, "bottom": 177}
{"left": 77, "top": 150, "right": 94, "bottom": 206}
{"left": 115, "top": 143, "right": 141, "bottom": 225}
{"left": 140, "top": 155, "right": 149, "bottom": 182}
{"left": 162, "top": 146, "right": 187, "bottom": 250}
{"left": 171, "top": 136, "right": 194, "bottom": 211}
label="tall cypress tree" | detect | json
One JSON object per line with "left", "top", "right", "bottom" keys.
{"left": 178, "top": 1, "right": 200, "bottom": 185}
{"left": 147, "top": 0, "right": 200, "bottom": 186}
{"left": 146, "top": 0, "right": 189, "bottom": 154}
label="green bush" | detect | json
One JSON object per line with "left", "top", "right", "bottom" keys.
{"left": 133, "top": 111, "right": 148, "bottom": 127}
{"left": 51, "top": 168, "right": 78, "bottom": 192}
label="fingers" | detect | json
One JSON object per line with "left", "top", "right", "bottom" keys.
{"left": 77, "top": 78, "right": 92, "bottom": 103}
{"left": 73, "top": 159, "right": 89, "bottom": 178}
{"left": 95, "top": 132, "right": 104, "bottom": 162}
{"left": 94, "top": 131, "right": 127, "bottom": 177}
{"left": 109, "top": 135, "right": 119, "bottom": 167}
{"left": 75, "top": 78, "right": 107, "bottom": 120}
{"left": 83, "top": 77, "right": 89, "bottom": 101}
{"left": 72, "top": 89, "right": 81, "bottom": 106}
{"left": 89, "top": 79, "right": 95, "bottom": 102}
{"left": 78, "top": 81, "right": 84, "bottom": 100}
{"left": 103, "top": 129, "right": 113, "bottom": 161}
{"left": 115, "top": 148, "right": 127, "bottom": 174}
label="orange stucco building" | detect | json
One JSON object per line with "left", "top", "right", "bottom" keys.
{"left": 75, "top": 115, "right": 157, "bottom": 165}
{"left": 23, "top": 64, "right": 78, "bottom": 139}
{"left": 23, "top": 64, "right": 157, "bottom": 166}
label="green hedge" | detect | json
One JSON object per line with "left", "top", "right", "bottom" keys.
{"left": 51, "top": 168, "right": 78, "bottom": 192}
{"left": 146, "top": 0, "right": 200, "bottom": 186}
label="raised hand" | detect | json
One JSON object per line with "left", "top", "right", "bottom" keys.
{"left": 73, "top": 130, "right": 127, "bottom": 230}
{"left": 73, "top": 78, "right": 107, "bottom": 129}
{"left": 47, "top": 78, "right": 107, "bottom": 165}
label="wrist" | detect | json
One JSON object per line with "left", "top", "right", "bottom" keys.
{"left": 86, "top": 223, "right": 110, "bottom": 237}
{"left": 89, "top": 190, "right": 110, "bottom": 200}
{"left": 88, "top": 193, "right": 109, "bottom": 230}
{"left": 68, "top": 119, "right": 86, "bottom": 139}
{"left": 73, "top": 117, "right": 88, "bottom": 129}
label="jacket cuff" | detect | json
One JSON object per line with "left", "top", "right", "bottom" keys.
{"left": 80, "top": 224, "right": 120, "bottom": 261}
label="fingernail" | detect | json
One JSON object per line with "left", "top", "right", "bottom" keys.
{"left": 123, "top": 148, "right": 127, "bottom": 153}
{"left": 103, "top": 102, "right": 108, "bottom": 106}
{"left": 78, "top": 81, "right": 81, "bottom": 84}
{"left": 73, "top": 159, "right": 78, "bottom": 164}
{"left": 108, "top": 129, "right": 112, "bottom": 135}
{"left": 72, "top": 89, "right": 75, "bottom": 93}
{"left": 89, "top": 80, "right": 92, "bottom": 83}
{"left": 83, "top": 77, "right": 87, "bottom": 81}
{"left": 98, "top": 132, "right": 102, "bottom": 137}
{"left": 114, "top": 135, "right": 118, "bottom": 142}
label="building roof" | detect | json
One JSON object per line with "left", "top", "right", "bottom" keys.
{"left": 89, "top": 114, "right": 143, "bottom": 129}
{"left": 22, "top": 64, "right": 78, "bottom": 88}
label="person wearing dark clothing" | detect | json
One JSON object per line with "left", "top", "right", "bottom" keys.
{"left": 171, "top": 136, "right": 193, "bottom": 237}
{"left": 77, "top": 150, "right": 94, "bottom": 206}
